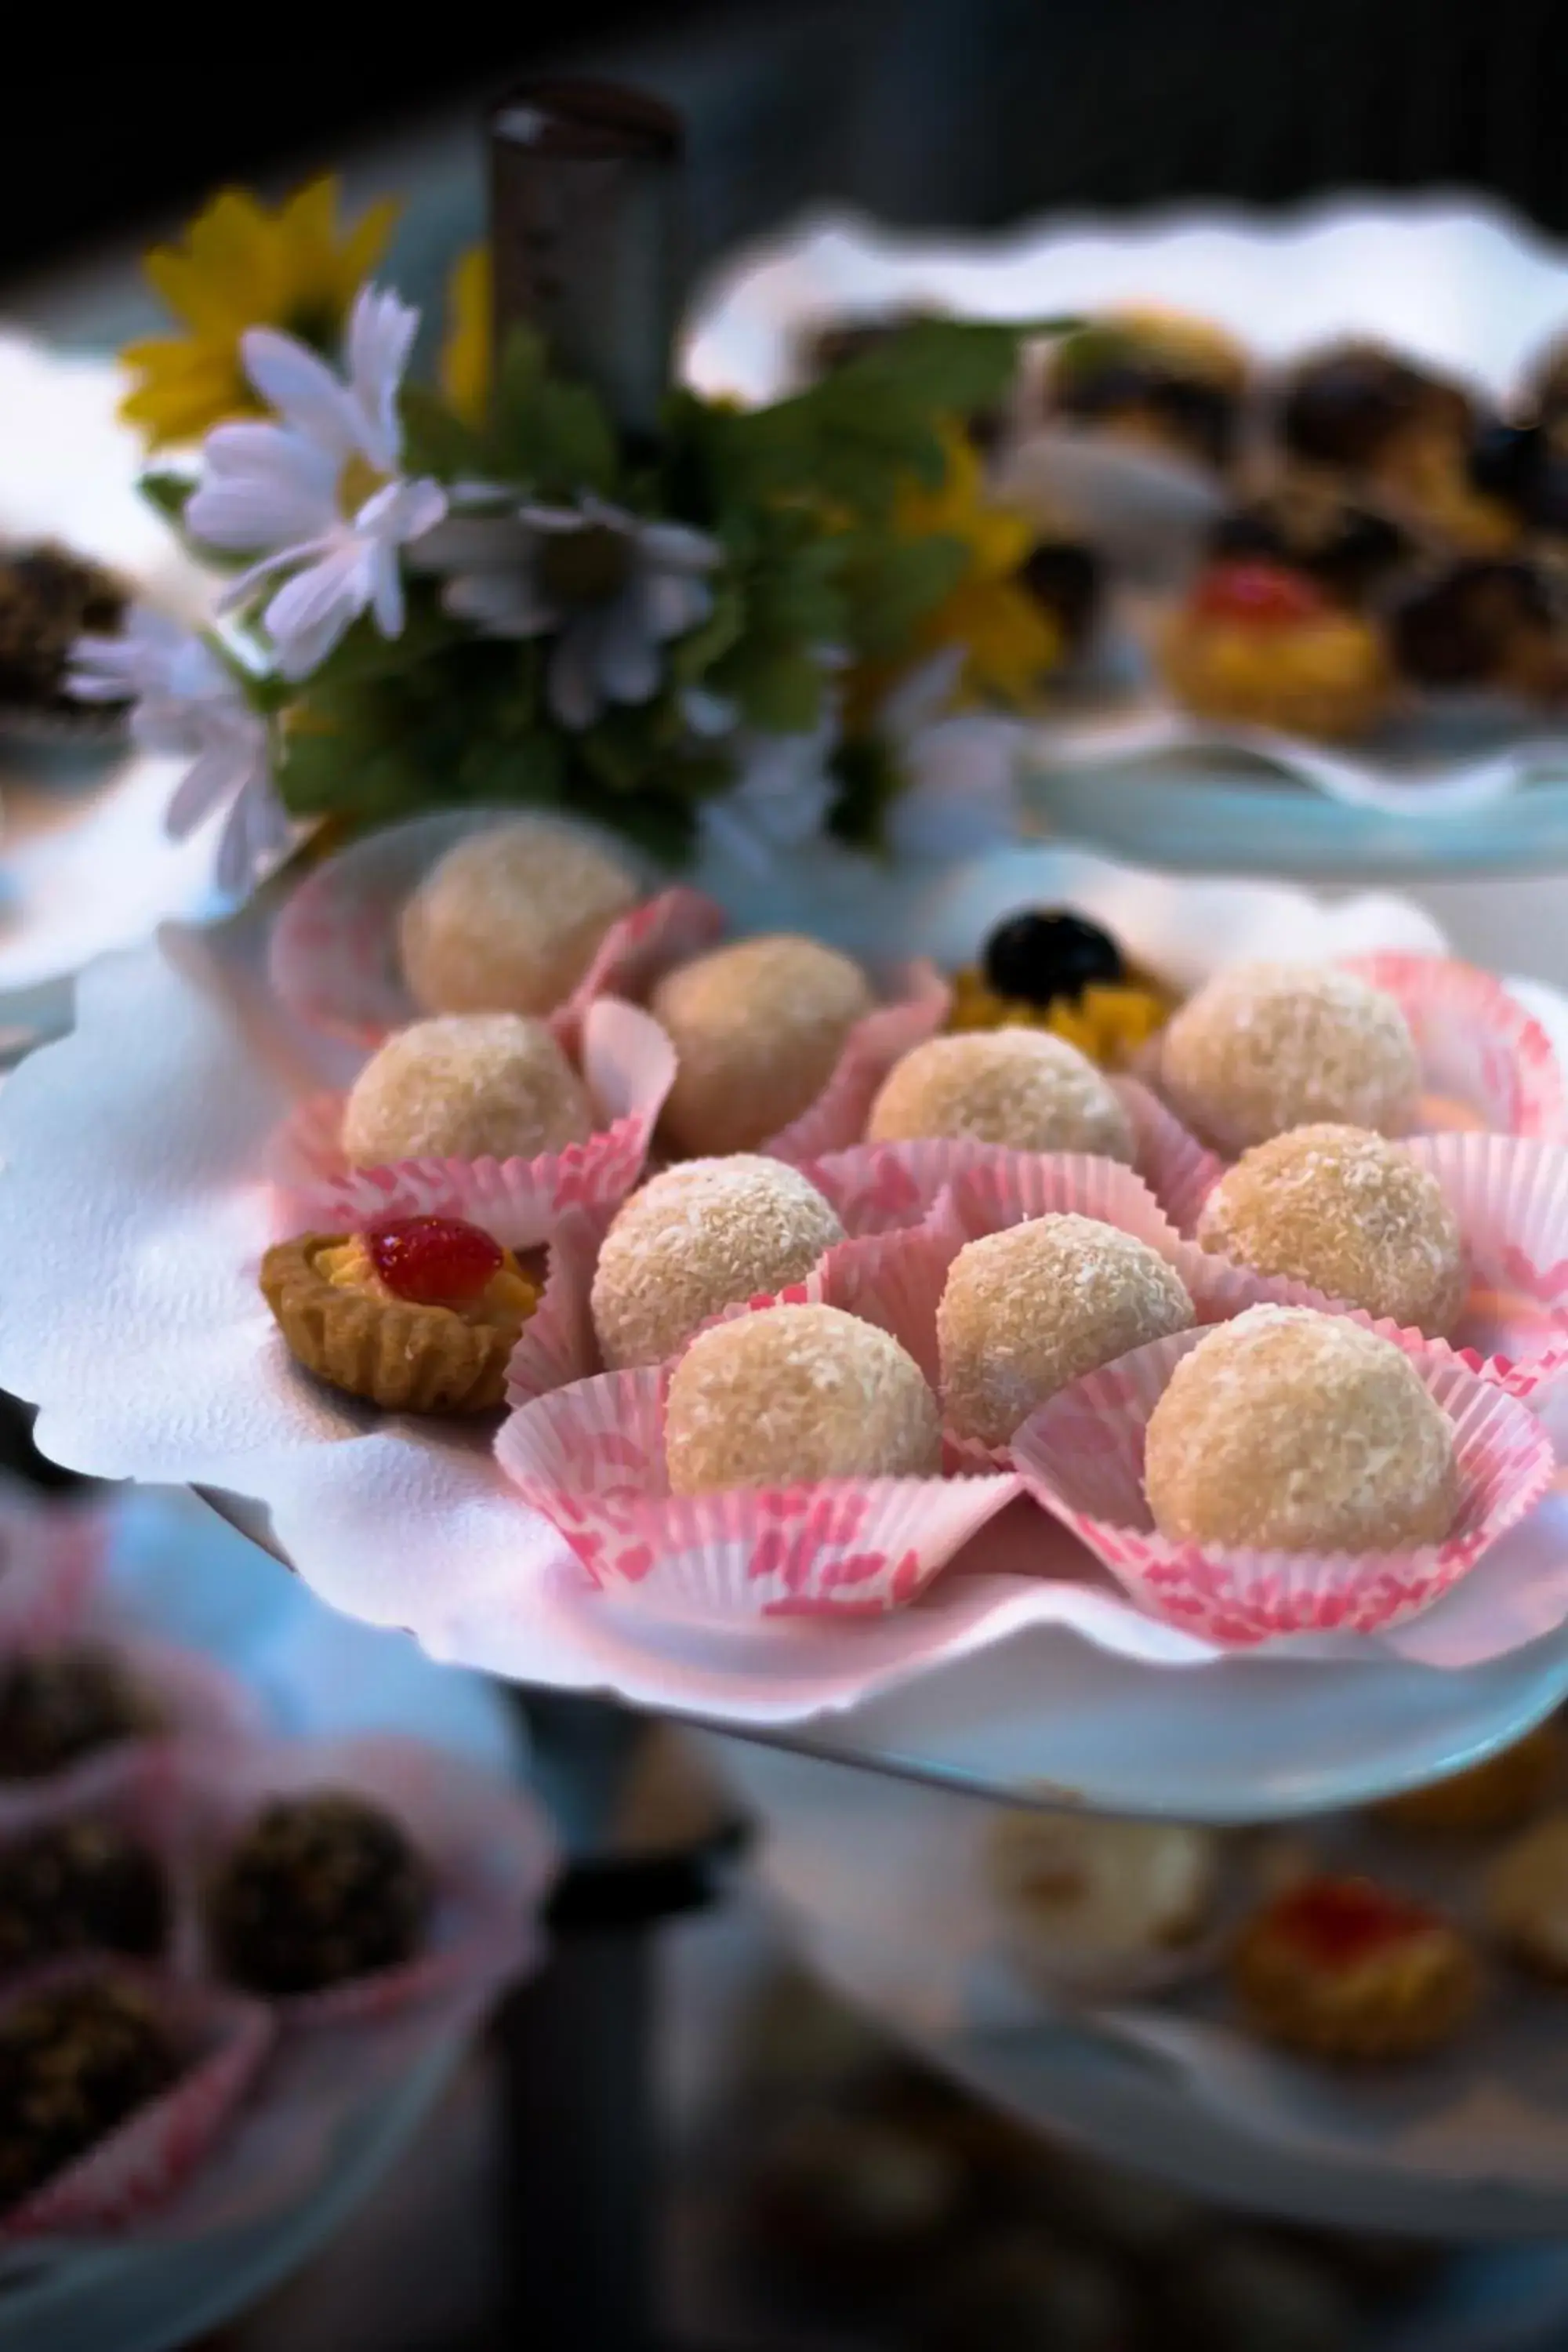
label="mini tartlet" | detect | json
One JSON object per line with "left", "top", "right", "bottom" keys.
{"left": 1485, "top": 1811, "right": 1568, "bottom": 1981}
{"left": 260, "top": 1214, "right": 539, "bottom": 1414}
{"left": 1159, "top": 560, "right": 1394, "bottom": 742}
{"left": 1232, "top": 1873, "right": 1479, "bottom": 2059}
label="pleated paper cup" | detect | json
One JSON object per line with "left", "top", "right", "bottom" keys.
{"left": 495, "top": 1362, "right": 1019, "bottom": 1621}
{"left": 799, "top": 1142, "right": 1327, "bottom": 1330}
{"left": 0, "top": 1486, "right": 104, "bottom": 1657}
{"left": 0, "top": 1958, "right": 273, "bottom": 2245}
{"left": 267, "top": 996, "right": 673, "bottom": 1250}
{"left": 1338, "top": 951, "right": 1568, "bottom": 1139}
{"left": 172, "top": 1733, "right": 555, "bottom": 2031}
{"left": 763, "top": 964, "right": 953, "bottom": 1163}
{"left": 1114, "top": 1074, "right": 1227, "bottom": 1233}
{"left": 266, "top": 805, "right": 725, "bottom": 1047}
{"left": 1012, "top": 1324, "right": 1555, "bottom": 1647}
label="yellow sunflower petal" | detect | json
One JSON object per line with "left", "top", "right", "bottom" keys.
{"left": 441, "top": 246, "right": 492, "bottom": 429}
{"left": 118, "top": 340, "right": 257, "bottom": 445}
{"left": 922, "top": 576, "right": 1062, "bottom": 705}
{"left": 334, "top": 193, "right": 401, "bottom": 306}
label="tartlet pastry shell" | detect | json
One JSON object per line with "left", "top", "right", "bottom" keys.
{"left": 260, "top": 1234, "right": 518, "bottom": 1414}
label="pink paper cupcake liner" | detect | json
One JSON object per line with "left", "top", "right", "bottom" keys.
{"left": 495, "top": 1363, "right": 1019, "bottom": 1621}
{"left": 763, "top": 964, "right": 953, "bottom": 1163}
{"left": 0, "top": 1486, "right": 104, "bottom": 1657}
{"left": 1338, "top": 951, "right": 1568, "bottom": 1140}
{"left": 0, "top": 1958, "right": 273, "bottom": 2244}
{"left": 268, "top": 996, "right": 673, "bottom": 1248}
{"left": 1011, "top": 1323, "right": 1555, "bottom": 1648}
{"left": 267, "top": 805, "right": 725, "bottom": 1047}
{"left": 1113, "top": 1075, "right": 1227, "bottom": 1232}
{"left": 799, "top": 1142, "right": 1328, "bottom": 1334}
{"left": 172, "top": 1733, "right": 555, "bottom": 2031}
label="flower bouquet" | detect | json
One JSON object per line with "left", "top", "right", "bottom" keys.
{"left": 75, "top": 96, "right": 1076, "bottom": 896}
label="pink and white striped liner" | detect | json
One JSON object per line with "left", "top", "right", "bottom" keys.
{"left": 266, "top": 805, "right": 725, "bottom": 1047}
{"left": 0, "top": 1483, "right": 105, "bottom": 1657}
{"left": 1339, "top": 951, "right": 1568, "bottom": 1140}
{"left": 267, "top": 996, "right": 673, "bottom": 1249}
{"left": 763, "top": 963, "right": 953, "bottom": 1163}
{"left": 0, "top": 1958, "right": 273, "bottom": 2244}
{"left": 1011, "top": 1324, "right": 1555, "bottom": 1648}
{"left": 495, "top": 1357, "right": 1019, "bottom": 1621}
{"left": 168, "top": 1733, "right": 556, "bottom": 2031}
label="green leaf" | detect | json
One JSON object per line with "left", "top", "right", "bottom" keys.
{"left": 835, "top": 528, "right": 969, "bottom": 662}
{"left": 398, "top": 386, "right": 492, "bottom": 481}
{"left": 139, "top": 470, "right": 195, "bottom": 526}
{"left": 487, "top": 326, "right": 618, "bottom": 496}
{"left": 669, "top": 578, "right": 745, "bottom": 688}
{"left": 723, "top": 644, "right": 824, "bottom": 735}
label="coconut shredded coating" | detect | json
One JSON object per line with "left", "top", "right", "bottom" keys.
{"left": 1198, "top": 1123, "right": 1467, "bottom": 1334}
{"left": 399, "top": 817, "right": 639, "bottom": 1016}
{"left": 650, "top": 935, "right": 874, "bottom": 1156}
{"left": 590, "top": 1156, "right": 846, "bottom": 1370}
{"left": 1158, "top": 961, "right": 1421, "bottom": 1153}
{"left": 1143, "top": 1306, "right": 1457, "bottom": 1552}
{"left": 341, "top": 1013, "right": 594, "bottom": 1167}
{"left": 940, "top": 1214, "right": 1194, "bottom": 1446}
{"left": 866, "top": 1029, "right": 1134, "bottom": 1160}
{"left": 664, "top": 1304, "right": 941, "bottom": 1493}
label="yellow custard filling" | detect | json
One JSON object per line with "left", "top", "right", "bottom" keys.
{"left": 946, "top": 968, "right": 1171, "bottom": 1066}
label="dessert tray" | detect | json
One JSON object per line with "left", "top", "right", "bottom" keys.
{"left": 0, "top": 1479, "right": 550, "bottom": 2352}
{"left": 685, "top": 199, "right": 1568, "bottom": 878}
{"left": 715, "top": 1733, "right": 1568, "bottom": 2240}
{"left": 8, "top": 829, "right": 1568, "bottom": 1819}
{"left": 0, "top": 336, "right": 223, "bottom": 1007}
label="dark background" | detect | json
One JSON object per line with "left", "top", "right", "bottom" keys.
{"left": 8, "top": 0, "right": 1568, "bottom": 295}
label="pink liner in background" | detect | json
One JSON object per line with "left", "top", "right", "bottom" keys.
{"left": 1012, "top": 1323, "right": 1555, "bottom": 1647}
{"left": 0, "top": 1482, "right": 105, "bottom": 1657}
{"left": 169, "top": 1733, "right": 556, "bottom": 2031}
{"left": 0, "top": 1957, "right": 273, "bottom": 2245}
{"left": 1338, "top": 951, "right": 1568, "bottom": 1140}
{"left": 265, "top": 804, "right": 725, "bottom": 1048}
{"left": 267, "top": 996, "right": 674, "bottom": 1250}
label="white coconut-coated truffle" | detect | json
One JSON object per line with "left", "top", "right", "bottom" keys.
{"left": 866, "top": 1029, "right": 1134, "bottom": 1160}
{"left": 664, "top": 1304, "right": 942, "bottom": 1493}
{"left": 340, "top": 1014, "right": 594, "bottom": 1167}
{"left": 939, "top": 1214, "right": 1195, "bottom": 1446}
{"left": 650, "top": 935, "right": 874, "bottom": 1156}
{"left": 398, "top": 818, "right": 639, "bottom": 1015}
{"left": 590, "top": 1156, "right": 846, "bottom": 1370}
{"left": 1158, "top": 962, "right": 1421, "bottom": 1153}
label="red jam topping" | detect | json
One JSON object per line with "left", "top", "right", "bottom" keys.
{"left": 367, "top": 1215, "right": 503, "bottom": 1306}
{"left": 1269, "top": 1875, "right": 1439, "bottom": 1969}
{"left": 1192, "top": 560, "right": 1328, "bottom": 627}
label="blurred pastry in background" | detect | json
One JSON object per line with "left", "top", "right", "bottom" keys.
{"left": 1485, "top": 1810, "right": 1568, "bottom": 1982}
{"left": 1046, "top": 307, "right": 1249, "bottom": 470}
{"left": 1232, "top": 1872, "right": 1479, "bottom": 2058}
{"left": 1390, "top": 557, "right": 1566, "bottom": 698}
{"left": 1207, "top": 485, "right": 1411, "bottom": 605}
{"left": 0, "top": 541, "right": 129, "bottom": 737}
{"left": 1278, "top": 341, "right": 1473, "bottom": 485}
{"left": 988, "top": 1809, "right": 1218, "bottom": 1982}
{"left": 1374, "top": 1722, "right": 1561, "bottom": 1835}
{"left": 1158, "top": 559, "right": 1394, "bottom": 740}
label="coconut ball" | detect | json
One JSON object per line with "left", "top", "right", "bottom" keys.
{"left": 590, "top": 1156, "right": 847, "bottom": 1370}
{"left": 1158, "top": 961, "right": 1421, "bottom": 1153}
{"left": 664, "top": 1305, "right": 941, "bottom": 1493}
{"left": 398, "top": 817, "right": 639, "bottom": 1016}
{"left": 650, "top": 935, "right": 874, "bottom": 1156}
{"left": 1143, "top": 1307, "right": 1457, "bottom": 1552}
{"left": 940, "top": 1215, "right": 1194, "bottom": 1447}
{"left": 1198, "top": 1124, "right": 1467, "bottom": 1334}
{"left": 341, "top": 1014, "right": 594, "bottom": 1167}
{"left": 866, "top": 1030, "right": 1134, "bottom": 1160}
